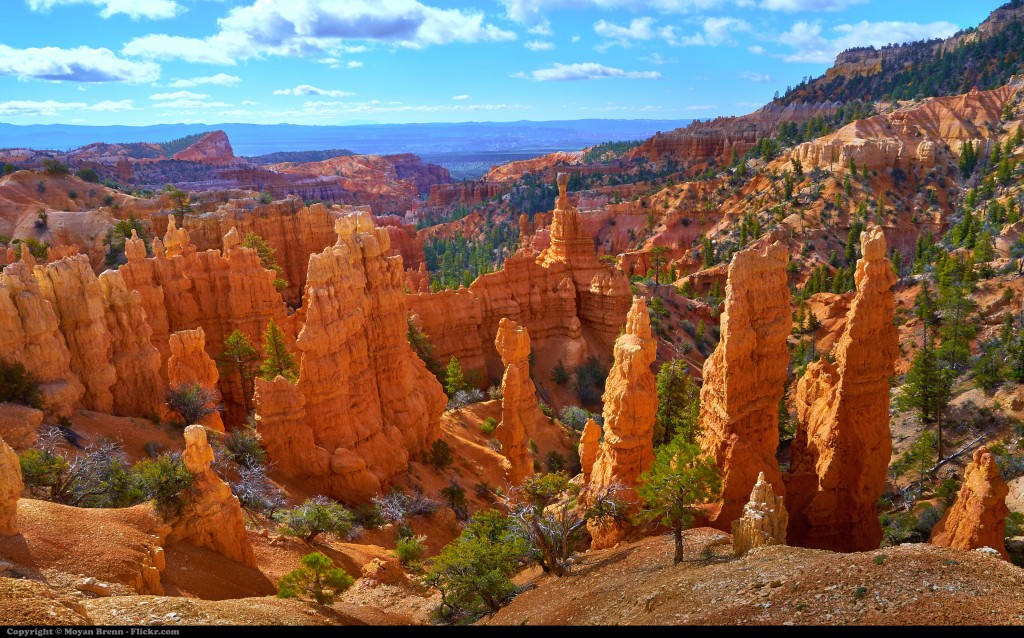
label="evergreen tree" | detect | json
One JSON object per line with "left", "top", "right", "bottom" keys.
{"left": 259, "top": 319, "right": 298, "bottom": 382}
{"left": 637, "top": 436, "right": 722, "bottom": 564}
{"left": 444, "top": 356, "right": 468, "bottom": 396}
{"left": 242, "top": 232, "right": 288, "bottom": 290}
{"left": 219, "top": 330, "right": 260, "bottom": 414}
{"left": 653, "top": 360, "right": 701, "bottom": 447}
{"left": 959, "top": 140, "right": 977, "bottom": 177}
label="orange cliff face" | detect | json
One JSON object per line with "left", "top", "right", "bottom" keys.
{"left": 167, "top": 328, "right": 225, "bottom": 432}
{"left": 786, "top": 85, "right": 1019, "bottom": 172}
{"left": 0, "top": 250, "right": 163, "bottom": 420}
{"left": 181, "top": 198, "right": 340, "bottom": 306}
{"left": 930, "top": 446, "right": 1011, "bottom": 560}
{"left": 254, "top": 212, "right": 446, "bottom": 503}
{"left": 406, "top": 174, "right": 627, "bottom": 397}
{"left": 786, "top": 226, "right": 898, "bottom": 552}
{"left": 698, "top": 242, "right": 791, "bottom": 531}
{"left": 118, "top": 219, "right": 291, "bottom": 427}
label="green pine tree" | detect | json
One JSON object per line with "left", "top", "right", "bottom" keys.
{"left": 259, "top": 320, "right": 299, "bottom": 382}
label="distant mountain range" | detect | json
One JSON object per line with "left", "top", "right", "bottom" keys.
{"left": 0, "top": 120, "right": 691, "bottom": 180}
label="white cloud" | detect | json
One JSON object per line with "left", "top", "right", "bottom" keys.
{"left": 150, "top": 90, "right": 208, "bottom": 100}
{"left": 571, "top": 35, "right": 581, "bottom": 43}
{"left": 346, "top": 61, "right": 364, "bottom": 68}
{"left": 499, "top": 0, "right": 867, "bottom": 25}
{"left": 528, "top": 22, "right": 554, "bottom": 36}
{"left": 525, "top": 40, "right": 556, "bottom": 50}
{"left": 125, "top": 0, "right": 516, "bottom": 64}
{"left": 167, "top": 73, "right": 242, "bottom": 88}
{"left": 123, "top": 35, "right": 237, "bottom": 65}
{"left": 748, "top": 44, "right": 766, "bottom": 54}
{"left": 452, "top": 94, "right": 470, "bottom": 100}
{"left": 641, "top": 52, "right": 674, "bottom": 64}
{"left": 664, "top": 16, "right": 751, "bottom": 46}
{"left": 759, "top": 0, "right": 865, "bottom": 11}
{"left": 27, "top": 0, "right": 182, "bottom": 20}
{"left": 299, "top": 100, "right": 527, "bottom": 115}
{"left": 740, "top": 70, "right": 772, "bottom": 82}
{"left": 778, "top": 19, "right": 957, "bottom": 63}
{"left": 152, "top": 99, "right": 232, "bottom": 109}
{"left": 515, "top": 62, "right": 661, "bottom": 81}
{"left": 0, "top": 44, "right": 159, "bottom": 83}
{"left": 0, "top": 98, "right": 136, "bottom": 116}
{"left": 273, "top": 84, "right": 356, "bottom": 97}
{"left": 594, "top": 17, "right": 657, "bottom": 45}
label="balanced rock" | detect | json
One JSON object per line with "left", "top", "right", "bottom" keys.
{"left": 786, "top": 226, "right": 897, "bottom": 551}
{"left": 169, "top": 425, "right": 256, "bottom": 566}
{"left": 931, "top": 447, "right": 1010, "bottom": 560}
{"left": 495, "top": 319, "right": 546, "bottom": 484}
{"left": 699, "top": 242, "right": 791, "bottom": 530}
{"left": 732, "top": 472, "right": 788, "bottom": 557}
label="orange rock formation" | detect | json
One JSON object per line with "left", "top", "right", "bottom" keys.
{"left": 0, "top": 403, "right": 42, "bottom": 451}
{"left": 930, "top": 446, "right": 1010, "bottom": 560}
{"left": 786, "top": 227, "right": 897, "bottom": 552}
{"left": 587, "top": 296, "right": 657, "bottom": 547}
{"left": 254, "top": 213, "right": 446, "bottom": 503}
{"left": 578, "top": 418, "right": 601, "bottom": 484}
{"left": 0, "top": 260, "right": 83, "bottom": 416}
{"left": 0, "top": 435, "right": 22, "bottom": 536}
{"left": 167, "top": 328, "right": 224, "bottom": 432}
{"left": 732, "top": 472, "right": 788, "bottom": 557}
{"left": 119, "top": 221, "right": 289, "bottom": 426}
{"left": 494, "top": 318, "right": 545, "bottom": 484}
{"left": 169, "top": 425, "right": 256, "bottom": 566}
{"left": 699, "top": 242, "right": 791, "bottom": 530}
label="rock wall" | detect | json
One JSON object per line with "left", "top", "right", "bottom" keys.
{"left": 786, "top": 227, "right": 897, "bottom": 552}
{"left": 118, "top": 220, "right": 290, "bottom": 426}
{"left": 699, "top": 242, "right": 791, "bottom": 530}
{"left": 0, "top": 259, "right": 83, "bottom": 417}
{"left": 167, "top": 328, "right": 224, "bottom": 432}
{"left": 732, "top": 472, "right": 788, "bottom": 557}
{"left": 169, "top": 425, "right": 256, "bottom": 566}
{"left": 930, "top": 446, "right": 1010, "bottom": 560}
{"left": 0, "top": 435, "right": 22, "bottom": 536}
{"left": 34, "top": 255, "right": 117, "bottom": 413}
{"left": 254, "top": 213, "right": 446, "bottom": 503}
{"left": 181, "top": 199, "right": 339, "bottom": 306}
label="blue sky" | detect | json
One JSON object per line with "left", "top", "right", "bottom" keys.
{"left": 0, "top": 0, "right": 1006, "bottom": 126}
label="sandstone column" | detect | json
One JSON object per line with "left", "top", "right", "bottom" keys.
{"left": 698, "top": 242, "right": 791, "bottom": 530}
{"left": 732, "top": 472, "right": 788, "bottom": 557}
{"left": 167, "top": 328, "right": 224, "bottom": 432}
{"left": 786, "top": 226, "right": 897, "bottom": 551}
{"left": 0, "top": 435, "right": 23, "bottom": 536}
{"left": 495, "top": 318, "right": 545, "bottom": 484}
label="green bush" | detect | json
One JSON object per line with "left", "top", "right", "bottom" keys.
{"left": 224, "top": 425, "right": 267, "bottom": 469}
{"left": 480, "top": 418, "right": 497, "bottom": 434}
{"left": 551, "top": 361, "right": 569, "bottom": 386}
{"left": 0, "top": 358, "right": 44, "bottom": 409}
{"left": 277, "top": 551, "right": 354, "bottom": 605}
{"left": 75, "top": 168, "right": 100, "bottom": 183}
{"left": 427, "top": 439, "right": 454, "bottom": 470}
{"left": 396, "top": 534, "right": 427, "bottom": 566}
{"left": 278, "top": 496, "right": 354, "bottom": 543}
{"left": 135, "top": 452, "right": 194, "bottom": 518}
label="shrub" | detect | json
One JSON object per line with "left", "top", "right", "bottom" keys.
{"left": 223, "top": 425, "right": 267, "bottom": 469}
{"left": 527, "top": 438, "right": 538, "bottom": 455}
{"left": 427, "top": 439, "right": 454, "bottom": 470}
{"left": 480, "top": 417, "right": 498, "bottom": 434}
{"left": 573, "top": 356, "right": 608, "bottom": 406}
{"left": 135, "top": 452, "right": 194, "bottom": 518}
{"left": 0, "top": 357, "right": 44, "bottom": 409}
{"left": 447, "top": 388, "right": 484, "bottom": 410}
{"left": 551, "top": 361, "right": 569, "bottom": 386}
{"left": 67, "top": 190, "right": 77, "bottom": 200}
{"left": 354, "top": 504, "right": 385, "bottom": 530}
{"left": 231, "top": 464, "right": 287, "bottom": 516}
{"left": 278, "top": 496, "right": 355, "bottom": 543}
{"left": 41, "top": 158, "right": 68, "bottom": 175}
{"left": 277, "top": 551, "right": 354, "bottom": 605}
{"left": 1006, "top": 511, "right": 1024, "bottom": 537}
{"left": 75, "top": 168, "right": 100, "bottom": 183}
{"left": 396, "top": 534, "right": 427, "bottom": 566}
{"left": 34, "top": 210, "right": 48, "bottom": 230}
{"left": 441, "top": 479, "right": 468, "bottom": 520}
{"left": 558, "top": 405, "right": 599, "bottom": 431}
{"left": 538, "top": 401, "right": 555, "bottom": 419}
{"left": 372, "top": 488, "right": 441, "bottom": 525}
{"left": 545, "top": 451, "right": 566, "bottom": 473}
{"left": 165, "top": 383, "right": 221, "bottom": 428}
